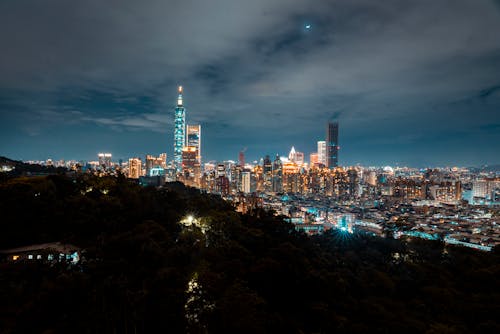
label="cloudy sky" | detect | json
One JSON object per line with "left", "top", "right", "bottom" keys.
{"left": 1, "top": 0, "right": 499, "bottom": 166}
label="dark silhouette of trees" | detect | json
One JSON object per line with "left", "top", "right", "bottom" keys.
{"left": 0, "top": 175, "right": 498, "bottom": 333}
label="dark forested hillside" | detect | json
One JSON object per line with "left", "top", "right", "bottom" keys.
{"left": 0, "top": 175, "right": 498, "bottom": 333}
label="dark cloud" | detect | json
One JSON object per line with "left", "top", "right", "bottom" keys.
{"left": 0, "top": 0, "right": 499, "bottom": 165}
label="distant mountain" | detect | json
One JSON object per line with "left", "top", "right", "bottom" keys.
{"left": 468, "top": 164, "right": 500, "bottom": 173}
{"left": 0, "top": 156, "right": 67, "bottom": 176}
{"left": 0, "top": 156, "right": 19, "bottom": 166}
{"left": 480, "top": 165, "right": 500, "bottom": 172}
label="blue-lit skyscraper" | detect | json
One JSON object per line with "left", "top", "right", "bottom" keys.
{"left": 174, "top": 86, "right": 186, "bottom": 170}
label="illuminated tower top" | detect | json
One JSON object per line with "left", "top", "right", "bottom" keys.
{"left": 177, "top": 86, "right": 183, "bottom": 106}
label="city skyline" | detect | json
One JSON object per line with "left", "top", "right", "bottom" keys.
{"left": 1, "top": 1, "right": 500, "bottom": 166}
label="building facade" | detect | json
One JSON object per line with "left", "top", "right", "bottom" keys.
{"left": 128, "top": 158, "right": 142, "bottom": 179}
{"left": 186, "top": 124, "right": 201, "bottom": 165}
{"left": 174, "top": 86, "right": 186, "bottom": 170}
{"left": 326, "top": 122, "right": 339, "bottom": 169}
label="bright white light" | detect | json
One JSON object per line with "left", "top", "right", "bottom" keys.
{"left": 305, "top": 24, "right": 311, "bottom": 29}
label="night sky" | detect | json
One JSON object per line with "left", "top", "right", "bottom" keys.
{"left": 1, "top": 0, "right": 499, "bottom": 167}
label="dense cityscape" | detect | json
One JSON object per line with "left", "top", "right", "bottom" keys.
{"left": 1, "top": 1, "right": 499, "bottom": 333}
{"left": 3, "top": 86, "right": 499, "bottom": 253}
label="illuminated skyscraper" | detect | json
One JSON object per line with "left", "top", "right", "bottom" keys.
{"left": 288, "top": 146, "right": 296, "bottom": 162}
{"left": 272, "top": 154, "right": 283, "bottom": 193}
{"left": 326, "top": 122, "right": 339, "bottom": 168}
{"left": 186, "top": 124, "right": 201, "bottom": 164}
{"left": 317, "top": 141, "right": 326, "bottom": 165}
{"left": 241, "top": 171, "right": 251, "bottom": 193}
{"left": 182, "top": 146, "right": 198, "bottom": 171}
{"left": 128, "top": 158, "right": 142, "bottom": 179}
{"left": 289, "top": 146, "right": 304, "bottom": 166}
{"left": 174, "top": 86, "right": 186, "bottom": 170}
{"left": 263, "top": 155, "right": 272, "bottom": 192}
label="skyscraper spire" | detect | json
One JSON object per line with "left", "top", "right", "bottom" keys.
{"left": 177, "top": 85, "right": 183, "bottom": 106}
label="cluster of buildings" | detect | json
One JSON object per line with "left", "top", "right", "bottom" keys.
{"left": 11, "top": 86, "right": 499, "bottom": 252}
{"left": 250, "top": 167, "right": 500, "bottom": 251}
{"left": 120, "top": 86, "right": 202, "bottom": 184}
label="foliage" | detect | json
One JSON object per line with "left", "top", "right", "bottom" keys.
{"left": 0, "top": 175, "right": 498, "bottom": 333}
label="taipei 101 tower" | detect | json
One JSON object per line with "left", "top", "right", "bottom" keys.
{"left": 173, "top": 86, "right": 185, "bottom": 170}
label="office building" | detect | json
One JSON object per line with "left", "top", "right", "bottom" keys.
{"left": 186, "top": 124, "right": 201, "bottom": 164}
{"left": 239, "top": 150, "right": 245, "bottom": 167}
{"left": 128, "top": 158, "right": 142, "bottom": 179}
{"left": 310, "top": 153, "right": 318, "bottom": 166}
{"left": 263, "top": 155, "right": 273, "bottom": 192}
{"left": 98, "top": 153, "right": 112, "bottom": 169}
{"left": 241, "top": 171, "right": 251, "bottom": 194}
{"left": 326, "top": 122, "right": 339, "bottom": 168}
{"left": 317, "top": 141, "right": 326, "bottom": 165}
{"left": 182, "top": 146, "right": 198, "bottom": 171}
{"left": 272, "top": 154, "right": 283, "bottom": 193}
{"left": 295, "top": 151, "right": 304, "bottom": 166}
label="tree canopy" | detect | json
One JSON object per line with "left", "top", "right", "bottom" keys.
{"left": 0, "top": 175, "right": 498, "bottom": 333}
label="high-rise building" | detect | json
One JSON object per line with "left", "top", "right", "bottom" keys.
{"left": 288, "top": 146, "right": 297, "bottom": 162}
{"left": 174, "top": 86, "right": 186, "bottom": 170}
{"left": 272, "top": 154, "right": 283, "bottom": 193}
{"left": 186, "top": 124, "right": 201, "bottom": 164}
{"left": 317, "top": 141, "right": 326, "bottom": 165}
{"left": 128, "top": 158, "right": 142, "bottom": 179}
{"left": 241, "top": 171, "right": 251, "bottom": 194}
{"left": 263, "top": 155, "right": 273, "bottom": 192}
{"left": 310, "top": 153, "right": 318, "bottom": 166}
{"left": 182, "top": 146, "right": 198, "bottom": 171}
{"left": 295, "top": 151, "right": 304, "bottom": 166}
{"left": 239, "top": 149, "right": 246, "bottom": 167}
{"left": 288, "top": 146, "right": 304, "bottom": 165}
{"left": 98, "top": 153, "right": 112, "bottom": 169}
{"left": 326, "top": 122, "right": 339, "bottom": 168}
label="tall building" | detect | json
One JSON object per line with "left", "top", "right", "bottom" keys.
{"left": 310, "top": 153, "right": 318, "bottom": 166}
{"left": 326, "top": 122, "right": 339, "bottom": 169}
{"left": 98, "top": 153, "right": 112, "bottom": 169}
{"left": 239, "top": 150, "right": 245, "bottom": 167}
{"left": 289, "top": 146, "right": 304, "bottom": 166}
{"left": 263, "top": 155, "right": 273, "bottom": 192}
{"left": 295, "top": 151, "right": 304, "bottom": 166}
{"left": 182, "top": 146, "right": 199, "bottom": 171}
{"left": 174, "top": 86, "right": 186, "bottom": 170}
{"left": 288, "top": 146, "right": 297, "bottom": 162}
{"left": 317, "top": 141, "right": 326, "bottom": 165}
{"left": 128, "top": 158, "right": 142, "bottom": 179}
{"left": 241, "top": 171, "right": 251, "bottom": 194}
{"left": 272, "top": 154, "right": 283, "bottom": 193}
{"left": 186, "top": 124, "right": 201, "bottom": 165}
